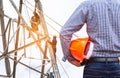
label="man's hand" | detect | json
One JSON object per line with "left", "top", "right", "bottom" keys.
{"left": 68, "top": 59, "right": 81, "bottom": 67}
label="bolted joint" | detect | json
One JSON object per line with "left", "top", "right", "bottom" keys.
{"left": 35, "top": 0, "right": 39, "bottom": 2}
{"left": 0, "top": 10, "right": 4, "bottom": 17}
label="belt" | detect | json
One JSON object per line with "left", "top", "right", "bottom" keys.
{"left": 87, "top": 57, "right": 120, "bottom": 63}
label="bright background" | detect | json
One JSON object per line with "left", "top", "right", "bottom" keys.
{"left": 0, "top": 0, "right": 87, "bottom": 78}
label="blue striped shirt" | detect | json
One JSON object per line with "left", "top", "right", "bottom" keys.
{"left": 60, "top": 0, "right": 120, "bottom": 61}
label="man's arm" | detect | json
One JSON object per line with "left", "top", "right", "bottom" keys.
{"left": 60, "top": 2, "right": 88, "bottom": 63}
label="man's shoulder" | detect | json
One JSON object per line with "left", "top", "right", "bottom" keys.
{"left": 81, "top": 0, "right": 109, "bottom": 7}
{"left": 83, "top": 0, "right": 107, "bottom": 3}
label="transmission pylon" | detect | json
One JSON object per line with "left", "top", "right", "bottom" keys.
{"left": 0, "top": 0, "right": 61, "bottom": 78}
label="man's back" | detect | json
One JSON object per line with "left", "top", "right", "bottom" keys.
{"left": 60, "top": 0, "right": 120, "bottom": 61}
{"left": 84, "top": 0, "right": 120, "bottom": 57}
{"left": 60, "top": 0, "right": 120, "bottom": 77}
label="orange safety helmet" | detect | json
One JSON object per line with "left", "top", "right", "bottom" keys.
{"left": 69, "top": 37, "right": 93, "bottom": 62}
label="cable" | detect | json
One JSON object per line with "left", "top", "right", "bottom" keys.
{"left": 24, "top": 0, "right": 35, "bottom": 8}
{"left": 46, "top": 22, "right": 60, "bottom": 34}
{"left": 23, "top": 0, "right": 31, "bottom": 20}
{"left": 56, "top": 56, "right": 70, "bottom": 78}
{"left": 45, "top": 14, "right": 63, "bottom": 28}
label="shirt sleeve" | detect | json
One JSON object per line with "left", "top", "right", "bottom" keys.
{"left": 60, "top": 2, "right": 89, "bottom": 62}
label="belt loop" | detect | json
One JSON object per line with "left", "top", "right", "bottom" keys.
{"left": 118, "top": 57, "right": 120, "bottom": 64}
{"left": 105, "top": 57, "right": 107, "bottom": 64}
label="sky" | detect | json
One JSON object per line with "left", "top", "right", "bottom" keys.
{"left": 0, "top": 0, "right": 86, "bottom": 78}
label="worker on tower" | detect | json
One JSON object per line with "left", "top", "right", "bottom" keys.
{"left": 52, "top": 36, "right": 57, "bottom": 60}
{"left": 30, "top": 9, "right": 40, "bottom": 32}
{"left": 48, "top": 36, "right": 57, "bottom": 61}
{"left": 28, "top": 9, "right": 41, "bottom": 38}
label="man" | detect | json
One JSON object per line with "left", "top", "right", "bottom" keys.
{"left": 29, "top": 10, "right": 41, "bottom": 38}
{"left": 52, "top": 36, "right": 57, "bottom": 60}
{"left": 60, "top": 0, "right": 120, "bottom": 78}
{"left": 30, "top": 10, "right": 40, "bottom": 32}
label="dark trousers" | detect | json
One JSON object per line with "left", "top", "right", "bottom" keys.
{"left": 83, "top": 62, "right": 120, "bottom": 78}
